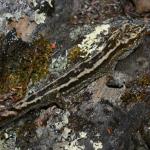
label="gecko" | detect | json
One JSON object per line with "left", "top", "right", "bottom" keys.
{"left": 0, "top": 22, "right": 146, "bottom": 128}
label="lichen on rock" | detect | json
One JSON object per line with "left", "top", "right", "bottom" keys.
{"left": 121, "top": 72, "right": 150, "bottom": 106}
{"left": 0, "top": 34, "right": 53, "bottom": 100}
{"left": 77, "top": 24, "right": 110, "bottom": 57}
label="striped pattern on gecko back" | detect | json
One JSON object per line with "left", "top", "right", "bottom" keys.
{"left": 0, "top": 22, "right": 146, "bottom": 128}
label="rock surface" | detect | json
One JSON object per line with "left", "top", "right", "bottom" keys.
{"left": 132, "top": 0, "right": 150, "bottom": 13}
{"left": 0, "top": 0, "right": 150, "bottom": 150}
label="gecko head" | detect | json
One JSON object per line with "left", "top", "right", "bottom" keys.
{"left": 121, "top": 23, "right": 145, "bottom": 49}
{"left": 111, "top": 22, "right": 145, "bottom": 43}
{"left": 105, "top": 22, "right": 146, "bottom": 62}
{"left": 115, "top": 22, "right": 145, "bottom": 46}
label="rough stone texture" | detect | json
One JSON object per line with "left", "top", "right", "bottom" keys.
{"left": 0, "top": 0, "right": 150, "bottom": 150}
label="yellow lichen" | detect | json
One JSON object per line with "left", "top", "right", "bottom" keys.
{"left": 136, "top": 74, "right": 150, "bottom": 86}
{"left": 0, "top": 35, "right": 54, "bottom": 100}
{"left": 67, "top": 46, "right": 87, "bottom": 63}
{"left": 121, "top": 73, "right": 150, "bottom": 105}
{"left": 31, "top": 36, "right": 53, "bottom": 82}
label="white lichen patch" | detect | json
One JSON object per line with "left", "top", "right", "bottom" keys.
{"left": 54, "top": 111, "right": 70, "bottom": 130}
{"left": 30, "top": 0, "right": 54, "bottom": 7}
{"left": 78, "top": 24, "right": 110, "bottom": 57}
{"left": 3, "top": 13, "right": 14, "bottom": 19}
{"left": 55, "top": 122, "right": 64, "bottom": 130}
{"left": 0, "top": 130, "right": 17, "bottom": 150}
{"left": 49, "top": 55, "right": 68, "bottom": 72}
{"left": 57, "top": 131, "right": 88, "bottom": 150}
{"left": 79, "top": 132, "right": 87, "bottom": 139}
{"left": 46, "top": 0, "right": 54, "bottom": 7}
{"left": 4, "top": 133, "right": 9, "bottom": 139}
{"left": 62, "top": 127, "right": 71, "bottom": 139}
{"left": 34, "top": 10, "right": 46, "bottom": 24}
{"left": 30, "top": 0, "right": 54, "bottom": 24}
{"left": 30, "top": 0, "right": 38, "bottom": 7}
{"left": 0, "top": 13, "right": 18, "bottom": 33}
{"left": 90, "top": 140, "right": 103, "bottom": 150}
{"left": 62, "top": 132, "right": 87, "bottom": 150}
{"left": 61, "top": 111, "right": 70, "bottom": 124}
{"left": 64, "top": 139, "right": 85, "bottom": 150}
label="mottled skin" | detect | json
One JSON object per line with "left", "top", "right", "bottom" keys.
{"left": 0, "top": 22, "right": 146, "bottom": 129}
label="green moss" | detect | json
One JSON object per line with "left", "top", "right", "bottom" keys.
{"left": 121, "top": 90, "right": 145, "bottom": 104}
{"left": 67, "top": 46, "right": 87, "bottom": 63}
{"left": 31, "top": 36, "right": 53, "bottom": 82}
{"left": 136, "top": 74, "right": 150, "bottom": 86}
{"left": 0, "top": 35, "right": 53, "bottom": 100}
